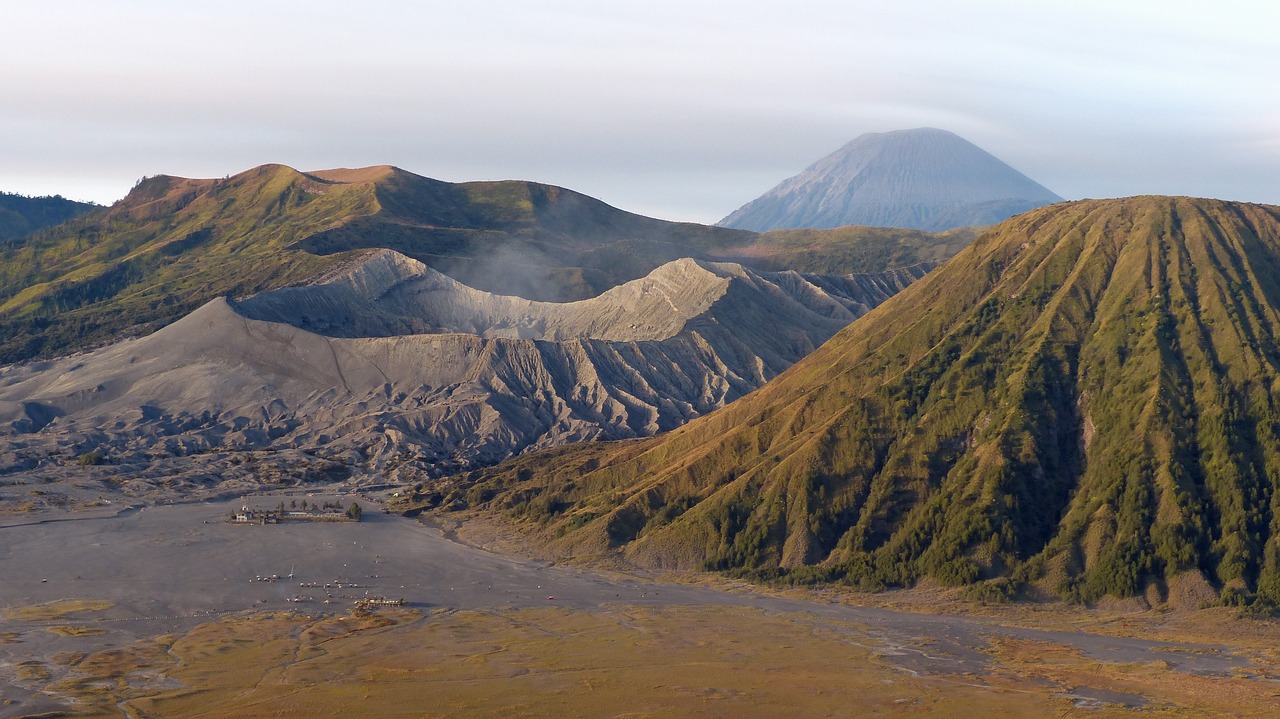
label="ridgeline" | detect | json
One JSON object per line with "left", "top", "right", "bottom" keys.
{"left": 0, "top": 191, "right": 96, "bottom": 244}
{"left": 0, "top": 164, "right": 971, "bottom": 365}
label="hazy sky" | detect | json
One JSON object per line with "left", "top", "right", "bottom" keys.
{"left": 2, "top": 1, "right": 1276, "bottom": 222}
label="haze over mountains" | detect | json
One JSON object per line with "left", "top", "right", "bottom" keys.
{"left": 447, "top": 196, "right": 1280, "bottom": 610}
{"left": 719, "top": 128, "right": 1063, "bottom": 233}
{"left": 6, "top": 124, "right": 1280, "bottom": 618}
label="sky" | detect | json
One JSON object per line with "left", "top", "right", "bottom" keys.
{"left": 2, "top": 0, "right": 1277, "bottom": 223}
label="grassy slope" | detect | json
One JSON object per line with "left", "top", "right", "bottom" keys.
{"left": 0, "top": 166, "right": 373, "bottom": 362}
{"left": 719, "top": 225, "right": 979, "bottom": 275}
{"left": 437, "top": 196, "right": 1280, "bottom": 608}
{"left": 0, "top": 163, "right": 975, "bottom": 364}
{"left": 298, "top": 171, "right": 755, "bottom": 301}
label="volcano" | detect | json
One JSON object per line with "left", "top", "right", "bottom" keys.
{"left": 457, "top": 196, "right": 1280, "bottom": 609}
{"left": 719, "top": 128, "right": 1062, "bottom": 232}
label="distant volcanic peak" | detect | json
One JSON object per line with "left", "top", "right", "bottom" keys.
{"left": 720, "top": 128, "right": 1063, "bottom": 233}
{"left": 821, "top": 128, "right": 1060, "bottom": 197}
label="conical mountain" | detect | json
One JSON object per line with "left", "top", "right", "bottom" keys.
{"left": 719, "top": 128, "right": 1063, "bottom": 232}
{"left": 450, "top": 196, "right": 1280, "bottom": 609}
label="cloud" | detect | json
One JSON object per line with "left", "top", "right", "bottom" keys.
{"left": 0, "top": 1, "right": 1277, "bottom": 218}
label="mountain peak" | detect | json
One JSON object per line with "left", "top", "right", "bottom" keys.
{"left": 306, "top": 165, "right": 401, "bottom": 184}
{"left": 719, "top": 128, "right": 1062, "bottom": 233}
{"left": 455, "top": 196, "right": 1280, "bottom": 608}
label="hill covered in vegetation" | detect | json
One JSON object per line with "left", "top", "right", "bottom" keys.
{"left": 433, "top": 196, "right": 1280, "bottom": 610}
{"left": 0, "top": 164, "right": 973, "bottom": 365}
{"left": 0, "top": 164, "right": 749, "bottom": 363}
{"left": 0, "top": 191, "right": 96, "bottom": 243}
{"left": 726, "top": 224, "right": 978, "bottom": 276}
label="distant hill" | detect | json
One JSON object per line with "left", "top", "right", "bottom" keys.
{"left": 0, "top": 166, "right": 368, "bottom": 363}
{"left": 295, "top": 166, "right": 754, "bottom": 300}
{"left": 726, "top": 225, "right": 978, "bottom": 276}
{"left": 719, "top": 128, "right": 1062, "bottom": 232}
{"left": 0, "top": 164, "right": 752, "bottom": 363}
{"left": 0, "top": 164, "right": 973, "bottom": 365}
{"left": 0, "top": 192, "right": 96, "bottom": 244}
{"left": 0, "top": 250, "right": 922, "bottom": 485}
{"left": 445, "top": 196, "right": 1280, "bottom": 610}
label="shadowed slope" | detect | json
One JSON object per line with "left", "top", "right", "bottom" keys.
{"left": 291, "top": 170, "right": 753, "bottom": 301}
{"left": 0, "top": 192, "right": 96, "bottom": 243}
{"left": 448, "top": 196, "right": 1280, "bottom": 608}
{"left": 0, "top": 164, "right": 755, "bottom": 364}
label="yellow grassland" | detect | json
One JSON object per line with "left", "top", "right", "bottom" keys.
{"left": 14, "top": 604, "right": 1276, "bottom": 718}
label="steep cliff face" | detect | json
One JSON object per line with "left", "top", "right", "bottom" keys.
{"left": 719, "top": 128, "right": 1062, "bottom": 232}
{"left": 0, "top": 251, "right": 918, "bottom": 483}
{"left": 456, "top": 197, "right": 1280, "bottom": 609}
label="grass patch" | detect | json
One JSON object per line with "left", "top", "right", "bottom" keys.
{"left": 121, "top": 606, "right": 1086, "bottom": 718}
{"left": 45, "top": 625, "right": 108, "bottom": 637}
{"left": 16, "top": 661, "right": 51, "bottom": 682}
{"left": 33, "top": 638, "right": 177, "bottom": 716}
{"left": 25, "top": 600, "right": 1280, "bottom": 718}
{"left": 4, "top": 599, "right": 113, "bottom": 621}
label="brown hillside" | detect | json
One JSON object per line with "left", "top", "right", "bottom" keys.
{"left": 441, "top": 196, "right": 1280, "bottom": 608}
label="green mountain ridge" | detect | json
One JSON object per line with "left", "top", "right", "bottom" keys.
{"left": 730, "top": 225, "right": 977, "bottom": 275}
{"left": 0, "top": 165, "right": 369, "bottom": 362}
{"left": 434, "top": 195, "right": 1280, "bottom": 610}
{"left": 0, "top": 191, "right": 96, "bottom": 244}
{"left": 0, "top": 164, "right": 971, "bottom": 364}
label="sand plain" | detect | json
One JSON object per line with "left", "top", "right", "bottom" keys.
{"left": 3, "top": 495, "right": 1279, "bottom": 717}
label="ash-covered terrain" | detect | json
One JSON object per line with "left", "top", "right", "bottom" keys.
{"left": 0, "top": 248, "right": 922, "bottom": 503}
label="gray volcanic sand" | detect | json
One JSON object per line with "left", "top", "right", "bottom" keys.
{"left": 0, "top": 498, "right": 1258, "bottom": 716}
{"left": 0, "top": 252, "right": 922, "bottom": 487}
